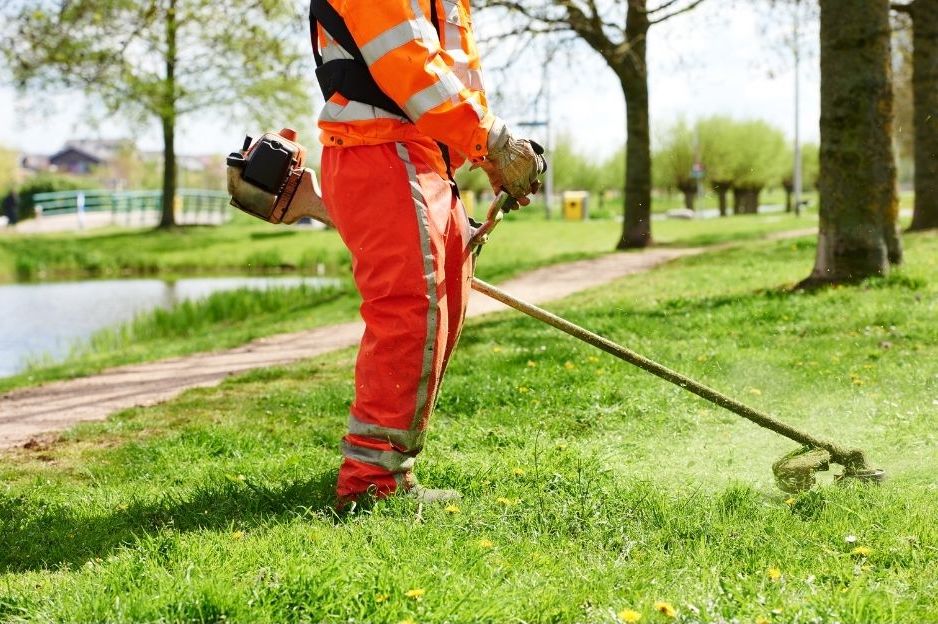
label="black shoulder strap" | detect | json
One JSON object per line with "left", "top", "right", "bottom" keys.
{"left": 310, "top": 0, "right": 368, "bottom": 67}
{"left": 310, "top": 0, "right": 458, "bottom": 182}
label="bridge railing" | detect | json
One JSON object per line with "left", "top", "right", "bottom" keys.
{"left": 30, "top": 188, "right": 232, "bottom": 226}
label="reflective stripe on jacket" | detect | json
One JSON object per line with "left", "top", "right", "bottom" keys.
{"left": 316, "top": 0, "right": 492, "bottom": 168}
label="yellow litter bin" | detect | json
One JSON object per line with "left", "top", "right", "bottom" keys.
{"left": 562, "top": 191, "right": 589, "bottom": 221}
{"left": 461, "top": 189, "right": 476, "bottom": 218}
{"left": 173, "top": 195, "right": 184, "bottom": 221}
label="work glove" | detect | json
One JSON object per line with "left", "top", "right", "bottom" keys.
{"left": 478, "top": 118, "right": 546, "bottom": 207}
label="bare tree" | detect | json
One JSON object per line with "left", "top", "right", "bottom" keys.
{"left": 481, "top": 0, "right": 706, "bottom": 249}
{"left": 803, "top": 0, "right": 901, "bottom": 286}
{"left": 892, "top": 1, "right": 938, "bottom": 231}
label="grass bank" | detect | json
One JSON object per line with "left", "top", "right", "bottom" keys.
{"left": 0, "top": 282, "right": 361, "bottom": 393}
{"left": 0, "top": 209, "right": 818, "bottom": 284}
{"left": 1, "top": 232, "right": 936, "bottom": 622}
{"left": 0, "top": 211, "right": 818, "bottom": 393}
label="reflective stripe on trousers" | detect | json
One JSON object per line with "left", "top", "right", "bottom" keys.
{"left": 322, "top": 141, "right": 472, "bottom": 499}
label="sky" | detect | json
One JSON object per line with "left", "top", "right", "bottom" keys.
{"left": 0, "top": 3, "right": 819, "bottom": 161}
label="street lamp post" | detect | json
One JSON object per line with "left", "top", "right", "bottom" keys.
{"left": 793, "top": 0, "right": 803, "bottom": 217}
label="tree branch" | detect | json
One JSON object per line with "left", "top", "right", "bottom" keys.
{"left": 649, "top": 0, "right": 708, "bottom": 25}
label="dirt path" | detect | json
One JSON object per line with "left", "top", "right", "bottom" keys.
{"left": 0, "top": 230, "right": 815, "bottom": 449}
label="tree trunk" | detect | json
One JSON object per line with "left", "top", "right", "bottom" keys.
{"left": 158, "top": 0, "right": 178, "bottom": 229}
{"left": 804, "top": 0, "right": 900, "bottom": 285}
{"left": 909, "top": 0, "right": 938, "bottom": 231}
{"left": 732, "top": 187, "right": 743, "bottom": 214}
{"left": 160, "top": 117, "right": 177, "bottom": 228}
{"left": 783, "top": 179, "right": 794, "bottom": 212}
{"left": 712, "top": 181, "right": 730, "bottom": 216}
{"left": 616, "top": 2, "right": 652, "bottom": 249}
{"left": 678, "top": 181, "right": 696, "bottom": 211}
{"left": 744, "top": 186, "right": 762, "bottom": 214}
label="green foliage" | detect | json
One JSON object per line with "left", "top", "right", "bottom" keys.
{"left": 453, "top": 161, "right": 490, "bottom": 195}
{"left": 653, "top": 118, "right": 697, "bottom": 191}
{"left": 1, "top": 0, "right": 314, "bottom": 226}
{"left": 0, "top": 145, "right": 18, "bottom": 197}
{"left": 1, "top": 232, "right": 937, "bottom": 621}
{"left": 17, "top": 172, "right": 97, "bottom": 220}
{"left": 551, "top": 135, "right": 603, "bottom": 192}
{"left": 696, "top": 115, "right": 738, "bottom": 183}
{"left": 693, "top": 116, "right": 790, "bottom": 189}
{"left": 799, "top": 142, "right": 820, "bottom": 189}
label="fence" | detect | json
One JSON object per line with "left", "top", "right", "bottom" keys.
{"left": 30, "top": 188, "right": 232, "bottom": 227}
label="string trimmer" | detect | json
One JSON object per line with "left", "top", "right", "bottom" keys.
{"left": 468, "top": 194, "right": 885, "bottom": 493}
{"left": 225, "top": 129, "right": 884, "bottom": 493}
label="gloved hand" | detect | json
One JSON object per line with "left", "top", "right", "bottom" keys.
{"left": 478, "top": 118, "right": 546, "bottom": 206}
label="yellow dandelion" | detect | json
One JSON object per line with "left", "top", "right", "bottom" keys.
{"left": 374, "top": 593, "right": 389, "bottom": 603}
{"left": 851, "top": 546, "right": 873, "bottom": 557}
{"left": 618, "top": 608, "right": 642, "bottom": 623}
{"left": 564, "top": 361, "right": 576, "bottom": 370}
{"left": 588, "top": 356, "right": 600, "bottom": 363}
{"left": 653, "top": 601, "right": 676, "bottom": 618}
{"left": 696, "top": 355, "right": 708, "bottom": 363}
{"left": 399, "top": 619, "right": 416, "bottom": 624}
{"left": 749, "top": 388, "right": 763, "bottom": 396}
{"left": 231, "top": 531, "right": 245, "bottom": 540}
{"left": 767, "top": 567, "right": 782, "bottom": 582}
{"left": 517, "top": 385, "right": 530, "bottom": 393}
{"left": 756, "top": 617, "right": 770, "bottom": 624}
{"left": 478, "top": 538, "right": 494, "bottom": 549}
{"left": 784, "top": 497, "right": 796, "bottom": 506}
{"left": 492, "top": 346, "right": 503, "bottom": 353}
{"left": 444, "top": 504, "right": 460, "bottom": 514}
{"left": 513, "top": 467, "right": 526, "bottom": 476}
{"left": 496, "top": 497, "right": 519, "bottom": 506}
{"left": 405, "top": 588, "right": 426, "bottom": 600}
{"left": 526, "top": 360, "right": 537, "bottom": 368}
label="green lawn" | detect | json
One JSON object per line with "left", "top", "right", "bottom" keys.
{"left": 0, "top": 207, "right": 821, "bottom": 283}
{"left": 1, "top": 231, "right": 936, "bottom": 622}
{"left": 0, "top": 211, "right": 820, "bottom": 393}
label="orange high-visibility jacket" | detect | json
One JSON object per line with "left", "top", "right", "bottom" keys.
{"left": 314, "top": 0, "right": 494, "bottom": 169}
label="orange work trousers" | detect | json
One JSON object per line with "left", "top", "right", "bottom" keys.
{"left": 321, "top": 141, "right": 473, "bottom": 499}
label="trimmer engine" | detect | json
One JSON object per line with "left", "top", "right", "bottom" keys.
{"left": 226, "top": 128, "right": 331, "bottom": 226}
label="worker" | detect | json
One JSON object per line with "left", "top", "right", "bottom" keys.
{"left": 309, "top": 0, "right": 544, "bottom": 507}
{"left": 2, "top": 188, "right": 19, "bottom": 226}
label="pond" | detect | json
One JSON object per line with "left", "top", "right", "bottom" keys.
{"left": 0, "top": 276, "right": 341, "bottom": 378}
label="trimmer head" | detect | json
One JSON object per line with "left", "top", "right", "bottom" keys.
{"left": 772, "top": 445, "right": 885, "bottom": 493}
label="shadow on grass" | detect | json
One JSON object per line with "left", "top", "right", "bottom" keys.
{"left": 0, "top": 469, "right": 340, "bottom": 573}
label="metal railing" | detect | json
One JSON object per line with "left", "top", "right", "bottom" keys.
{"left": 30, "top": 188, "right": 232, "bottom": 226}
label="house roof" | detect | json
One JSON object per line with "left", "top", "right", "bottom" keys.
{"left": 49, "top": 139, "right": 134, "bottom": 165}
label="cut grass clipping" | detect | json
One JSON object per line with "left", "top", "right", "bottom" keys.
{"left": 1, "top": 232, "right": 936, "bottom": 622}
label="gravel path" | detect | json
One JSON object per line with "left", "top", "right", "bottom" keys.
{"left": 1, "top": 233, "right": 812, "bottom": 449}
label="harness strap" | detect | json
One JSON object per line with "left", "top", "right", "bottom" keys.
{"left": 310, "top": 0, "right": 459, "bottom": 184}
{"left": 309, "top": 0, "right": 408, "bottom": 119}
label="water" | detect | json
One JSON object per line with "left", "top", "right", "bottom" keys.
{"left": 0, "top": 276, "right": 340, "bottom": 378}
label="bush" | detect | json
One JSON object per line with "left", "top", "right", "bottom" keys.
{"left": 18, "top": 173, "right": 97, "bottom": 220}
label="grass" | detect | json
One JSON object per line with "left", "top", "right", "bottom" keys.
{"left": 0, "top": 210, "right": 820, "bottom": 393}
{"left": 1, "top": 230, "right": 936, "bottom": 622}
{"left": 0, "top": 206, "right": 820, "bottom": 284}
{"left": 0, "top": 282, "right": 362, "bottom": 393}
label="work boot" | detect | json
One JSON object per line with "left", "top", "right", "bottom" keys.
{"left": 336, "top": 480, "right": 460, "bottom": 514}
{"left": 408, "top": 483, "right": 462, "bottom": 505}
